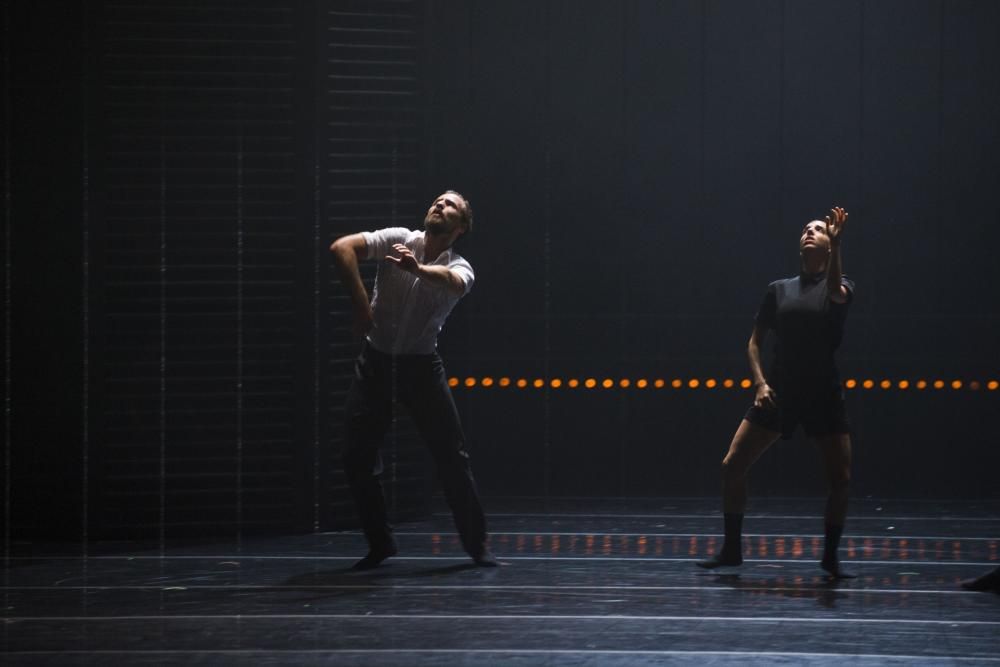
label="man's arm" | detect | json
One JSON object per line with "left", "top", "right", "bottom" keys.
{"left": 329, "top": 233, "right": 373, "bottom": 337}
{"left": 385, "top": 243, "right": 467, "bottom": 296}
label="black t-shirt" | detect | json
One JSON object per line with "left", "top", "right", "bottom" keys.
{"left": 754, "top": 272, "right": 855, "bottom": 398}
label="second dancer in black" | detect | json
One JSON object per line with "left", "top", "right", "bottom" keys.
{"left": 698, "top": 207, "right": 856, "bottom": 579}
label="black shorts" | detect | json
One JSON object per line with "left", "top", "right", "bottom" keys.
{"left": 744, "top": 386, "right": 850, "bottom": 440}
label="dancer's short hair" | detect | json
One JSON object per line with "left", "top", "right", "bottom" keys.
{"left": 445, "top": 190, "right": 474, "bottom": 234}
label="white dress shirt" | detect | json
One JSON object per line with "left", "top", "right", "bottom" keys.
{"left": 361, "top": 227, "right": 474, "bottom": 354}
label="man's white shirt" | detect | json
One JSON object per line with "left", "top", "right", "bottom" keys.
{"left": 361, "top": 227, "right": 474, "bottom": 354}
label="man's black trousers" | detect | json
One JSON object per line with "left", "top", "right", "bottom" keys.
{"left": 341, "top": 342, "right": 488, "bottom": 557}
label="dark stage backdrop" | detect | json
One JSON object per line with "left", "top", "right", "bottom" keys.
{"left": 425, "top": 0, "right": 1000, "bottom": 500}
{"left": 4, "top": 1, "right": 435, "bottom": 539}
{"left": 3, "top": 1, "right": 999, "bottom": 540}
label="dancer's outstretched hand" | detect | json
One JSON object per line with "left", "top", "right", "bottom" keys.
{"left": 825, "top": 207, "right": 848, "bottom": 245}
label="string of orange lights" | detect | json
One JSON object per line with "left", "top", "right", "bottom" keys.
{"left": 447, "top": 377, "right": 1000, "bottom": 391}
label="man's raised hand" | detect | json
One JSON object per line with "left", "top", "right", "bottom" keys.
{"left": 824, "top": 206, "right": 848, "bottom": 244}
{"left": 385, "top": 243, "right": 420, "bottom": 274}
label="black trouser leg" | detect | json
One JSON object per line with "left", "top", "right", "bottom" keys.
{"left": 404, "top": 355, "right": 488, "bottom": 557}
{"left": 342, "top": 349, "right": 394, "bottom": 551}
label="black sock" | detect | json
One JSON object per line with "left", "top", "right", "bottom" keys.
{"left": 823, "top": 523, "right": 843, "bottom": 564}
{"left": 821, "top": 523, "right": 856, "bottom": 578}
{"left": 696, "top": 512, "right": 744, "bottom": 568}
{"left": 722, "top": 512, "right": 744, "bottom": 556}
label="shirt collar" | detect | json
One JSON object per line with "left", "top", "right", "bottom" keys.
{"left": 417, "top": 230, "right": 452, "bottom": 265}
{"left": 799, "top": 269, "right": 826, "bottom": 284}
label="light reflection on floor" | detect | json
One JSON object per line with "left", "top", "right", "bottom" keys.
{"left": 4, "top": 498, "right": 999, "bottom": 664}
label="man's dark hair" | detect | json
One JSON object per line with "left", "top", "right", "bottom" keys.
{"left": 445, "top": 189, "right": 474, "bottom": 234}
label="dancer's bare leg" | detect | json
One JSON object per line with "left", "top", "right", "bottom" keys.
{"left": 697, "top": 420, "right": 780, "bottom": 568}
{"left": 815, "top": 433, "right": 854, "bottom": 578}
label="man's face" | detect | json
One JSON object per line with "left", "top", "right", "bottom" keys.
{"left": 424, "top": 193, "right": 467, "bottom": 236}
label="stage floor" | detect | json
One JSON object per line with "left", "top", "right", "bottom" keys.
{"left": 4, "top": 497, "right": 999, "bottom": 665}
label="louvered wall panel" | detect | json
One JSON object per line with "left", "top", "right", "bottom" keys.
{"left": 100, "top": 1, "right": 303, "bottom": 535}
{"left": 94, "top": 0, "right": 433, "bottom": 537}
{"left": 326, "top": 1, "right": 431, "bottom": 526}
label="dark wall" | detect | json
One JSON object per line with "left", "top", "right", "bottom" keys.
{"left": 426, "top": 0, "right": 1000, "bottom": 498}
{"left": 4, "top": 1, "right": 434, "bottom": 540}
{"left": 4, "top": 1, "right": 999, "bottom": 544}
{"left": 4, "top": 1, "right": 90, "bottom": 537}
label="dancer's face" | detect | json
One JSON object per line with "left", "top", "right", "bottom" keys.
{"left": 424, "top": 192, "right": 468, "bottom": 237}
{"left": 799, "top": 220, "right": 831, "bottom": 254}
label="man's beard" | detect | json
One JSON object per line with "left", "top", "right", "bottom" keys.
{"left": 424, "top": 214, "right": 452, "bottom": 235}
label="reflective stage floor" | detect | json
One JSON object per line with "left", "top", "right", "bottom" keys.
{"left": 4, "top": 497, "right": 999, "bottom": 665}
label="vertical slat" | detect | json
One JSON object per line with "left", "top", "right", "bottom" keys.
{"left": 326, "top": 0, "right": 431, "bottom": 528}
{"left": 96, "top": 0, "right": 432, "bottom": 536}
{"left": 100, "top": 1, "right": 301, "bottom": 536}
